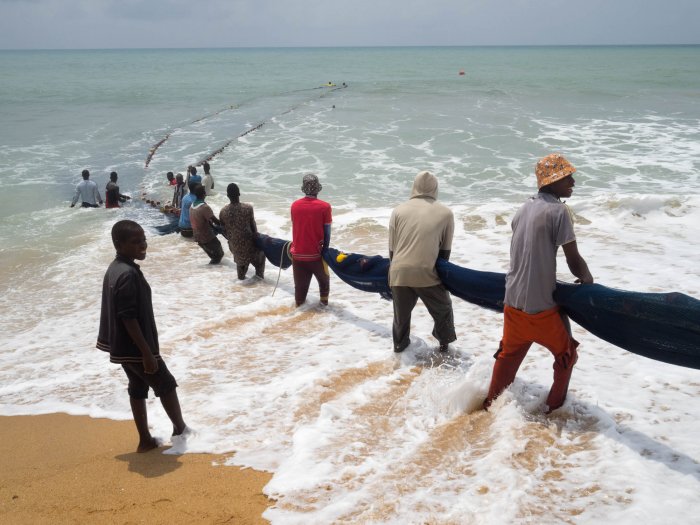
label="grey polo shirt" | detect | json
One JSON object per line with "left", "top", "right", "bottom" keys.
{"left": 504, "top": 192, "right": 576, "bottom": 314}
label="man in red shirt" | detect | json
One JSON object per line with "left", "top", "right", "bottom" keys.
{"left": 290, "top": 174, "right": 332, "bottom": 306}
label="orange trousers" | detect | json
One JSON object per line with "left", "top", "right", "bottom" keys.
{"left": 484, "top": 305, "right": 579, "bottom": 412}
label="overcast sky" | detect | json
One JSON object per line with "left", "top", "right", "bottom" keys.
{"left": 0, "top": 0, "right": 698, "bottom": 49}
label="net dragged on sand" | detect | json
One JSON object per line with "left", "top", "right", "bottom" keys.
{"left": 257, "top": 238, "right": 700, "bottom": 369}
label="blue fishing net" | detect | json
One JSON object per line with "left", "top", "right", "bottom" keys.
{"left": 259, "top": 239, "right": 700, "bottom": 369}
{"left": 438, "top": 259, "right": 700, "bottom": 369}
{"left": 554, "top": 282, "right": 700, "bottom": 368}
{"left": 323, "top": 248, "right": 392, "bottom": 300}
{"left": 255, "top": 234, "right": 292, "bottom": 269}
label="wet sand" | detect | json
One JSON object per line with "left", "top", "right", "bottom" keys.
{"left": 0, "top": 413, "right": 272, "bottom": 524}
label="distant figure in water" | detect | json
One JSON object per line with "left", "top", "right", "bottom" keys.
{"left": 97, "top": 220, "right": 191, "bottom": 452}
{"left": 189, "top": 184, "right": 224, "bottom": 264}
{"left": 105, "top": 171, "right": 131, "bottom": 209}
{"left": 201, "top": 161, "right": 215, "bottom": 196}
{"left": 178, "top": 179, "right": 198, "bottom": 238}
{"left": 171, "top": 173, "right": 187, "bottom": 213}
{"left": 219, "top": 183, "right": 265, "bottom": 280}
{"left": 388, "top": 170, "right": 456, "bottom": 353}
{"left": 290, "top": 173, "right": 332, "bottom": 306}
{"left": 171, "top": 173, "right": 186, "bottom": 211}
{"left": 166, "top": 171, "right": 176, "bottom": 186}
{"left": 185, "top": 165, "right": 201, "bottom": 190}
{"left": 70, "top": 169, "right": 103, "bottom": 208}
{"left": 483, "top": 154, "right": 594, "bottom": 413}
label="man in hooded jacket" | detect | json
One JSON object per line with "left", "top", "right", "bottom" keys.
{"left": 388, "top": 170, "right": 456, "bottom": 353}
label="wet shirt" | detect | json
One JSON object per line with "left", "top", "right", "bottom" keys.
{"left": 202, "top": 173, "right": 215, "bottom": 196}
{"left": 186, "top": 173, "right": 202, "bottom": 187}
{"left": 96, "top": 255, "right": 160, "bottom": 364}
{"left": 178, "top": 193, "right": 196, "bottom": 229}
{"left": 189, "top": 201, "right": 217, "bottom": 244}
{"left": 504, "top": 192, "right": 576, "bottom": 314}
{"left": 219, "top": 201, "right": 260, "bottom": 265}
{"left": 71, "top": 180, "right": 102, "bottom": 206}
{"left": 290, "top": 196, "right": 332, "bottom": 261}
{"left": 105, "top": 181, "right": 121, "bottom": 208}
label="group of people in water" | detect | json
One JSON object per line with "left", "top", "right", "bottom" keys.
{"left": 70, "top": 169, "right": 131, "bottom": 209}
{"left": 161, "top": 162, "right": 268, "bottom": 282}
{"left": 94, "top": 152, "right": 593, "bottom": 452}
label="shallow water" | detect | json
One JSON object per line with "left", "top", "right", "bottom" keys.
{"left": 1, "top": 46, "right": 699, "bottom": 524}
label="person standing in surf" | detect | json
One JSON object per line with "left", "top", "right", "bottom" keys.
{"left": 97, "top": 219, "right": 191, "bottom": 452}
{"left": 201, "top": 161, "right": 215, "bottom": 196}
{"left": 171, "top": 173, "right": 186, "bottom": 210}
{"left": 483, "top": 153, "right": 593, "bottom": 413}
{"left": 105, "top": 171, "right": 131, "bottom": 209}
{"left": 70, "top": 169, "right": 103, "bottom": 208}
{"left": 219, "top": 183, "right": 265, "bottom": 280}
{"left": 185, "top": 165, "right": 201, "bottom": 190}
{"left": 290, "top": 173, "right": 332, "bottom": 306}
{"left": 189, "top": 184, "right": 224, "bottom": 264}
{"left": 177, "top": 179, "right": 198, "bottom": 237}
{"left": 388, "top": 170, "right": 456, "bottom": 353}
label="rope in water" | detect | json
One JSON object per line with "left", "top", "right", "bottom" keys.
{"left": 194, "top": 84, "right": 347, "bottom": 167}
{"left": 271, "top": 241, "right": 291, "bottom": 297}
{"left": 144, "top": 105, "right": 239, "bottom": 168}
{"left": 144, "top": 85, "right": 343, "bottom": 168}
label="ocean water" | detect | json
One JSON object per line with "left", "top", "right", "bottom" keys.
{"left": 1, "top": 46, "right": 699, "bottom": 524}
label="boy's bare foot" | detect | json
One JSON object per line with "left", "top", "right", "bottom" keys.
{"left": 136, "top": 436, "right": 160, "bottom": 453}
{"left": 164, "top": 426, "right": 195, "bottom": 455}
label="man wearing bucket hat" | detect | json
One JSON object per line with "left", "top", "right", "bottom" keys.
{"left": 290, "top": 173, "right": 332, "bottom": 306}
{"left": 484, "top": 153, "right": 593, "bottom": 413}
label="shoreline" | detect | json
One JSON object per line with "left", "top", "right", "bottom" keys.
{"left": 0, "top": 413, "right": 272, "bottom": 524}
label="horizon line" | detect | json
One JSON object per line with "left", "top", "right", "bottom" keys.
{"left": 1, "top": 43, "right": 699, "bottom": 52}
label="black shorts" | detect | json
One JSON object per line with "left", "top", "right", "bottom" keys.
{"left": 121, "top": 359, "right": 178, "bottom": 399}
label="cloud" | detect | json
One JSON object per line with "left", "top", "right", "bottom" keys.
{"left": 0, "top": 0, "right": 698, "bottom": 49}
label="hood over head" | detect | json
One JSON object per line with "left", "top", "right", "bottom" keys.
{"left": 410, "top": 170, "right": 438, "bottom": 200}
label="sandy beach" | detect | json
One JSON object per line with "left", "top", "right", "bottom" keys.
{"left": 0, "top": 414, "right": 272, "bottom": 524}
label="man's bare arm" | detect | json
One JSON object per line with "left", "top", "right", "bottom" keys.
{"left": 562, "top": 241, "right": 593, "bottom": 284}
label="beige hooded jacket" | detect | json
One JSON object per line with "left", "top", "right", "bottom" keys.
{"left": 388, "top": 171, "right": 454, "bottom": 287}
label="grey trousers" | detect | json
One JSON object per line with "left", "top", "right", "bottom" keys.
{"left": 391, "top": 284, "right": 457, "bottom": 352}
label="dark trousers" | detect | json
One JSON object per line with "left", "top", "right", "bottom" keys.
{"left": 198, "top": 237, "right": 224, "bottom": 264}
{"left": 391, "top": 284, "right": 456, "bottom": 351}
{"left": 237, "top": 250, "right": 266, "bottom": 280}
{"left": 292, "top": 258, "right": 329, "bottom": 306}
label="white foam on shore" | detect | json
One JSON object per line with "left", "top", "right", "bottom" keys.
{"left": 1, "top": 193, "right": 698, "bottom": 524}
{"left": 1, "top": 49, "right": 700, "bottom": 523}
